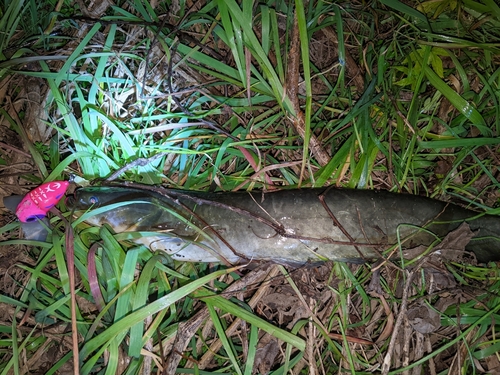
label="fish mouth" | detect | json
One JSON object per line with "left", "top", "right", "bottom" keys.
{"left": 65, "top": 194, "right": 77, "bottom": 209}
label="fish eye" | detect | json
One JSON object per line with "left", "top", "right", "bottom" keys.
{"left": 89, "top": 196, "right": 98, "bottom": 204}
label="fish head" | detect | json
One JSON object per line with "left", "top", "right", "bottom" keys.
{"left": 66, "top": 187, "right": 185, "bottom": 233}
{"left": 66, "top": 187, "right": 154, "bottom": 210}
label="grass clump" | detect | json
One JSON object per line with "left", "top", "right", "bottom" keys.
{"left": 0, "top": 0, "right": 500, "bottom": 374}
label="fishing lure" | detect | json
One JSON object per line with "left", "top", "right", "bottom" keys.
{"left": 15, "top": 181, "right": 70, "bottom": 222}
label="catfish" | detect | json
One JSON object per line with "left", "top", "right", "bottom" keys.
{"left": 65, "top": 185, "right": 500, "bottom": 266}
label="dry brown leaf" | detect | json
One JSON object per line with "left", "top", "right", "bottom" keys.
{"left": 254, "top": 333, "right": 280, "bottom": 375}
{"left": 406, "top": 302, "right": 441, "bottom": 334}
{"left": 434, "top": 222, "right": 476, "bottom": 254}
{"left": 375, "top": 294, "right": 394, "bottom": 343}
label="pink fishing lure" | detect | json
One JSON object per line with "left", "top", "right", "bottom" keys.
{"left": 16, "top": 181, "right": 70, "bottom": 222}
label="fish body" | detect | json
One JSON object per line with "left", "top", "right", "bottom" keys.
{"left": 66, "top": 186, "right": 500, "bottom": 265}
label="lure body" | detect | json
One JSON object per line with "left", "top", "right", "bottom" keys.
{"left": 16, "top": 181, "right": 69, "bottom": 222}
{"left": 66, "top": 186, "right": 500, "bottom": 265}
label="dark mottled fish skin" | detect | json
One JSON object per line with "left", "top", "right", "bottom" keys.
{"left": 66, "top": 187, "right": 500, "bottom": 265}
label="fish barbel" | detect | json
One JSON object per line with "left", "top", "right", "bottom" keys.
{"left": 65, "top": 186, "right": 500, "bottom": 265}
